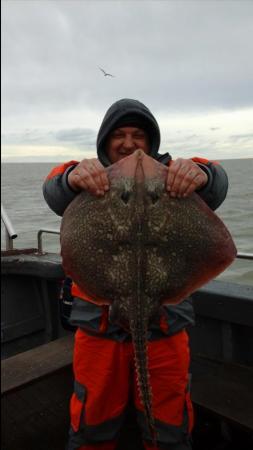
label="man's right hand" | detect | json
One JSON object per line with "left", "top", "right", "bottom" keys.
{"left": 68, "top": 158, "right": 109, "bottom": 196}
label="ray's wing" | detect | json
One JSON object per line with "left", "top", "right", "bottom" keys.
{"left": 160, "top": 195, "right": 236, "bottom": 305}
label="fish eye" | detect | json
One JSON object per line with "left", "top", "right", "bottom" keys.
{"left": 121, "top": 191, "right": 131, "bottom": 204}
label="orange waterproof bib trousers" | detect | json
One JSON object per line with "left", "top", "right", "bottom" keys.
{"left": 67, "top": 329, "right": 193, "bottom": 450}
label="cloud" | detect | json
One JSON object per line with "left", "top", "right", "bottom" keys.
{"left": 2, "top": 1, "right": 253, "bottom": 113}
{"left": 2, "top": 108, "right": 252, "bottom": 162}
{"left": 229, "top": 133, "right": 253, "bottom": 142}
{"left": 2, "top": 127, "right": 97, "bottom": 147}
{"left": 2, "top": 0, "right": 253, "bottom": 161}
{"left": 55, "top": 128, "right": 96, "bottom": 145}
{"left": 2, "top": 144, "right": 96, "bottom": 163}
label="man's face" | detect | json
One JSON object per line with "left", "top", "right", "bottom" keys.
{"left": 106, "top": 127, "right": 150, "bottom": 163}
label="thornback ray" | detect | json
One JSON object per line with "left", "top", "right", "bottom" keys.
{"left": 60, "top": 149, "right": 237, "bottom": 445}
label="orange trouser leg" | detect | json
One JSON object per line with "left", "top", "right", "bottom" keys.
{"left": 134, "top": 330, "right": 193, "bottom": 446}
{"left": 69, "top": 329, "right": 133, "bottom": 449}
{"left": 72, "top": 329, "right": 132, "bottom": 426}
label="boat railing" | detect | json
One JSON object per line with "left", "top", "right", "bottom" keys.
{"left": 236, "top": 252, "right": 253, "bottom": 260}
{"left": 1, "top": 204, "right": 18, "bottom": 250}
{"left": 1, "top": 204, "right": 253, "bottom": 260}
{"left": 37, "top": 229, "right": 60, "bottom": 254}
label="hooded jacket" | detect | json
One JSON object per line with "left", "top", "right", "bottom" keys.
{"left": 96, "top": 98, "right": 169, "bottom": 166}
{"left": 42, "top": 98, "right": 229, "bottom": 339}
{"left": 43, "top": 98, "right": 228, "bottom": 215}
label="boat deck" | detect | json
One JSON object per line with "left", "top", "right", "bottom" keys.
{"left": 2, "top": 333, "right": 253, "bottom": 450}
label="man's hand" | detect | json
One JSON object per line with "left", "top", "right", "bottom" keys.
{"left": 68, "top": 158, "right": 109, "bottom": 196}
{"left": 166, "top": 158, "right": 208, "bottom": 198}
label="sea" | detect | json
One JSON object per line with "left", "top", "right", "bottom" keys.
{"left": 1, "top": 159, "right": 253, "bottom": 286}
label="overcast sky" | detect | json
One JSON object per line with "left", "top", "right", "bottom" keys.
{"left": 2, "top": 0, "right": 253, "bottom": 162}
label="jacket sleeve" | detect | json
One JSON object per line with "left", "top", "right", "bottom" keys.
{"left": 191, "top": 157, "right": 228, "bottom": 211}
{"left": 43, "top": 161, "right": 79, "bottom": 216}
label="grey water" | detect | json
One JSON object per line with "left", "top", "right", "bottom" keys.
{"left": 1, "top": 159, "right": 253, "bottom": 286}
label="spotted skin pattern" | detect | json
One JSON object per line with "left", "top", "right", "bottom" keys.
{"left": 61, "top": 150, "right": 236, "bottom": 445}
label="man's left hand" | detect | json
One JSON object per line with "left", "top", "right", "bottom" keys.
{"left": 166, "top": 158, "right": 208, "bottom": 198}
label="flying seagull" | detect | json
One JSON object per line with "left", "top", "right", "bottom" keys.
{"left": 99, "top": 67, "right": 115, "bottom": 77}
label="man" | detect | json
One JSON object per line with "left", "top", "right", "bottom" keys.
{"left": 43, "top": 98, "right": 228, "bottom": 450}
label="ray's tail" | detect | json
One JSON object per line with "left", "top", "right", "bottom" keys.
{"left": 130, "top": 151, "right": 159, "bottom": 447}
{"left": 129, "top": 315, "right": 158, "bottom": 448}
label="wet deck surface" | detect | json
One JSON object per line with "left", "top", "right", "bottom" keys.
{"left": 2, "top": 372, "right": 253, "bottom": 450}
{"left": 2, "top": 335, "right": 253, "bottom": 450}
{"left": 191, "top": 356, "right": 253, "bottom": 430}
{"left": 3, "top": 396, "right": 253, "bottom": 450}
{"left": 2, "top": 335, "right": 74, "bottom": 394}
{"left": 1, "top": 368, "right": 72, "bottom": 450}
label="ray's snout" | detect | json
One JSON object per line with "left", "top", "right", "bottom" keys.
{"left": 107, "top": 150, "right": 168, "bottom": 186}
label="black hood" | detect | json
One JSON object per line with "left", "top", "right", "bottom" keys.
{"left": 97, "top": 98, "right": 163, "bottom": 167}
